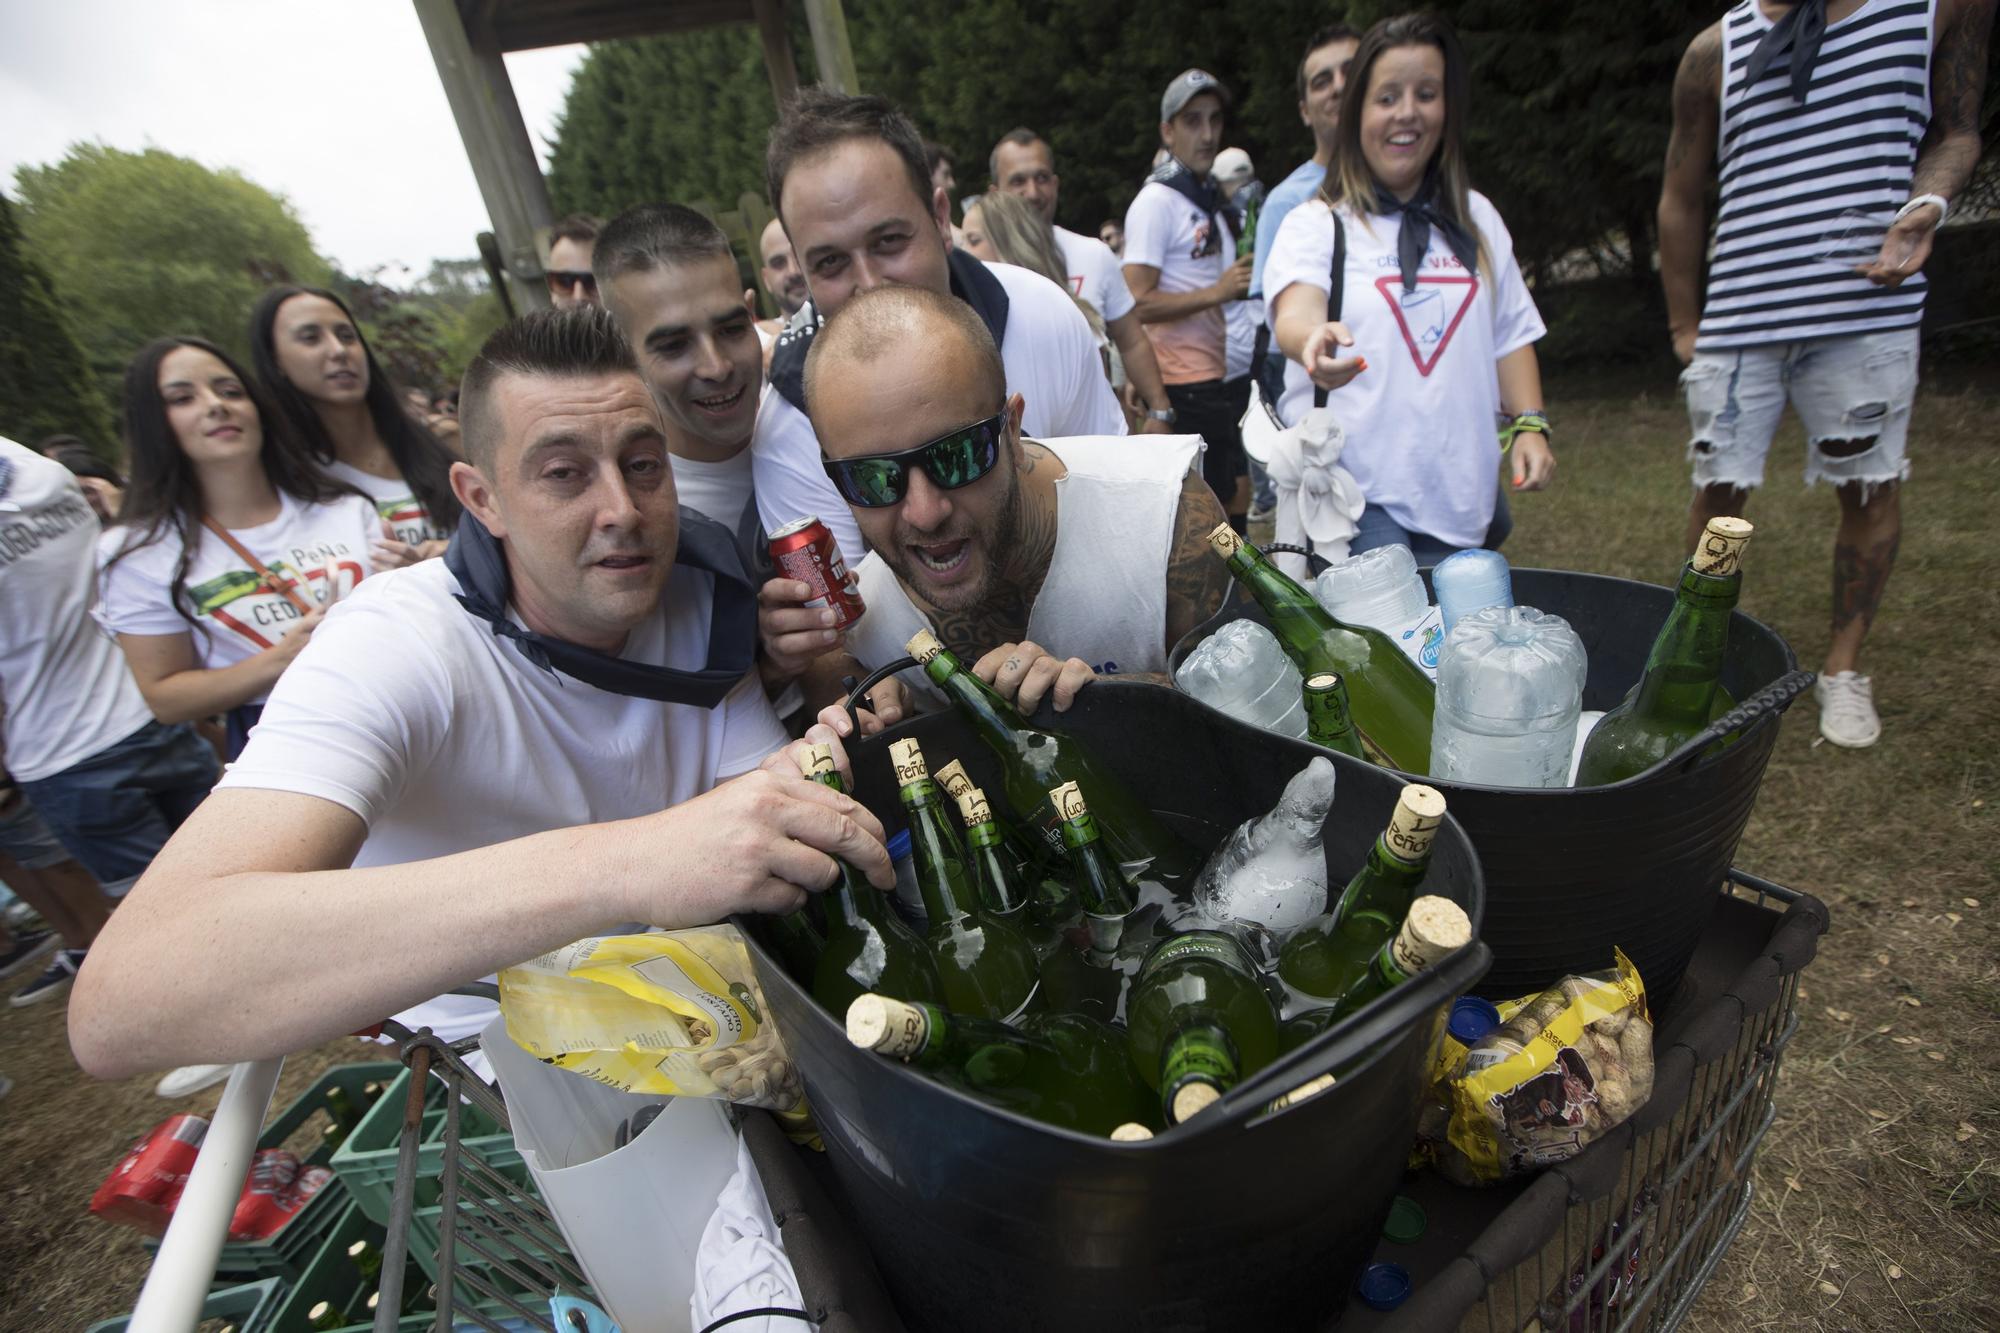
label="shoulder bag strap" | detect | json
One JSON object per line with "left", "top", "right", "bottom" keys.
{"left": 200, "top": 515, "right": 316, "bottom": 615}
{"left": 1312, "top": 210, "right": 1347, "bottom": 410}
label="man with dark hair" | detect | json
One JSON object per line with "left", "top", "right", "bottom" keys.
{"left": 923, "top": 139, "right": 956, "bottom": 199}
{"left": 1099, "top": 220, "right": 1123, "bottom": 256}
{"left": 990, "top": 127, "right": 1176, "bottom": 436}
{"left": 1123, "top": 69, "right": 1256, "bottom": 531}
{"left": 45, "top": 441, "right": 124, "bottom": 523}
{"left": 545, "top": 213, "right": 604, "bottom": 308}
{"left": 1251, "top": 25, "right": 1361, "bottom": 311}
{"left": 757, "top": 217, "right": 809, "bottom": 322}
{"left": 771, "top": 285, "right": 1230, "bottom": 722}
{"left": 752, "top": 88, "right": 1124, "bottom": 682}
{"left": 1657, "top": 0, "right": 1992, "bottom": 748}
{"left": 69, "top": 307, "right": 891, "bottom": 1075}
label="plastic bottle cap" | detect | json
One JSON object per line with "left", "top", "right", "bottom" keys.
{"left": 1357, "top": 1262, "right": 1412, "bottom": 1310}
{"left": 1109, "top": 1122, "right": 1155, "bottom": 1142}
{"left": 1433, "top": 548, "right": 1514, "bottom": 635}
{"left": 887, "top": 828, "right": 912, "bottom": 861}
{"left": 1383, "top": 1195, "right": 1427, "bottom": 1244}
{"left": 1449, "top": 996, "right": 1502, "bottom": 1046}
{"left": 1170, "top": 1081, "right": 1222, "bottom": 1123}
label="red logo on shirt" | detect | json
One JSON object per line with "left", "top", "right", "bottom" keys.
{"left": 1375, "top": 275, "right": 1478, "bottom": 377}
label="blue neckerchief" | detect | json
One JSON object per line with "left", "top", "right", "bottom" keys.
{"left": 1147, "top": 155, "right": 1243, "bottom": 256}
{"left": 1373, "top": 167, "right": 1480, "bottom": 294}
{"left": 1745, "top": 0, "right": 1829, "bottom": 104}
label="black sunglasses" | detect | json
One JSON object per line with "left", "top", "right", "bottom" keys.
{"left": 822, "top": 412, "right": 1007, "bottom": 508}
{"left": 545, "top": 270, "right": 597, "bottom": 296}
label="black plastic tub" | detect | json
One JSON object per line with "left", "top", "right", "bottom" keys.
{"left": 740, "top": 681, "right": 1490, "bottom": 1333}
{"left": 1168, "top": 567, "right": 1811, "bottom": 1003}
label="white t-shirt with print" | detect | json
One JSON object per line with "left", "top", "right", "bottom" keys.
{"left": 322, "top": 459, "right": 449, "bottom": 546}
{"left": 0, "top": 439, "right": 155, "bottom": 782}
{"left": 1121, "top": 180, "right": 1229, "bottom": 385}
{"left": 217, "top": 555, "right": 790, "bottom": 1041}
{"left": 1262, "top": 192, "right": 1545, "bottom": 548}
{"left": 1053, "top": 226, "right": 1136, "bottom": 325}
{"left": 95, "top": 493, "right": 381, "bottom": 704}
{"left": 752, "top": 260, "right": 1126, "bottom": 560}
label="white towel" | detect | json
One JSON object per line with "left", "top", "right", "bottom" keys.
{"left": 689, "top": 1132, "right": 807, "bottom": 1332}
{"left": 1261, "top": 406, "right": 1366, "bottom": 582}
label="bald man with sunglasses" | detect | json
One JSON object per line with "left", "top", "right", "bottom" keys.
{"left": 766, "top": 285, "right": 1232, "bottom": 732}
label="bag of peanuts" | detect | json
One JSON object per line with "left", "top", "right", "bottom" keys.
{"left": 1431, "top": 948, "right": 1654, "bottom": 1185}
{"left": 498, "top": 926, "right": 813, "bottom": 1142}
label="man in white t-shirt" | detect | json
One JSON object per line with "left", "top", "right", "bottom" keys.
{"left": 67, "top": 309, "right": 893, "bottom": 1078}
{"left": 764, "top": 285, "right": 1232, "bottom": 724}
{"left": 988, "top": 128, "right": 1176, "bottom": 435}
{"left": 1122, "top": 69, "right": 1257, "bottom": 531}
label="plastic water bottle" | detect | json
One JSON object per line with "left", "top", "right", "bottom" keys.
{"left": 1433, "top": 549, "right": 1514, "bottom": 636}
{"left": 1174, "top": 619, "right": 1308, "bottom": 738}
{"left": 1313, "top": 545, "right": 1445, "bottom": 678}
{"left": 1429, "top": 606, "right": 1587, "bottom": 787}
{"left": 1193, "top": 757, "right": 1337, "bottom": 950}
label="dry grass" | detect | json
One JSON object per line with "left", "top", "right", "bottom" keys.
{"left": 2, "top": 376, "right": 1994, "bottom": 1331}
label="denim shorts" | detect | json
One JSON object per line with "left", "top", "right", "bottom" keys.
{"left": 1681, "top": 327, "right": 1919, "bottom": 493}
{"left": 17, "top": 720, "right": 218, "bottom": 891}
{"left": 0, "top": 790, "right": 72, "bottom": 871}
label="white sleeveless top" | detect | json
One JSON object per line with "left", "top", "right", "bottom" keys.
{"left": 846, "top": 433, "right": 1202, "bottom": 702}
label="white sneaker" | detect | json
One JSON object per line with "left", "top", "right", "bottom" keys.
{"left": 1815, "top": 671, "right": 1881, "bottom": 748}
{"left": 155, "top": 1063, "right": 233, "bottom": 1099}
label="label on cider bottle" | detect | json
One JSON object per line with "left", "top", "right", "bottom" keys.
{"left": 888, "top": 738, "right": 928, "bottom": 786}
{"left": 1692, "top": 517, "right": 1754, "bottom": 576}
{"left": 1384, "top": 784, "right": 1447, "bottom": 863}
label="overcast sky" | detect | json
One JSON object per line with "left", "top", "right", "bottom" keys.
{"left": 0, "top": 0, "right": 583, "bottom": 283}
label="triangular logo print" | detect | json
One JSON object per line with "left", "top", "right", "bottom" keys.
{"left": 1375, "top": 275, "right": 1478, "bottom": 377}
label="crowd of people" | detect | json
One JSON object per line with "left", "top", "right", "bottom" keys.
{"left": 0, "top": 5, "right": 1981, "bottom": 1104}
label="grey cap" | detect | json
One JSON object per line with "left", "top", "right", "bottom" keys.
{"left": 1161, "top": 68, "right": 1232, "bottom": 122}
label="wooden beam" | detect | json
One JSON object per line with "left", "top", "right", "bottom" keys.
{"left": 751, "top": 0, "right": 800, "bottom": 109}
{"left": 413, "top": 0, "right": 555, "bottom": 313}
{"left": 801, "top": 0, "right": 859, "bottom": 93}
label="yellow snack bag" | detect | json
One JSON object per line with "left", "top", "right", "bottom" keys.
{"left": 498, "top": 926, "right": 817, "bottom": 1143}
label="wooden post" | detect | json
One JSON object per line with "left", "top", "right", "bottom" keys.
{"left": 801, "top": 0, "right": 860, "bottom": 94}
{"left": 751, "top": 0, "right": 801, "bottom": 109}
{"left": 412, "top": 0, "right": 554, "bottom": 313}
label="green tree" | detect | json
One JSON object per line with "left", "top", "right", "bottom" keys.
{"left": 0, "top": 190, "right": 115, "bottom": 452}
{"left": 12, "top": 144, "right": 331, "bottom": 402}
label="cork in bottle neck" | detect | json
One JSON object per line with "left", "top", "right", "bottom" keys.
{"left": 845, "top": 993, "right": 928, "bottom": 1056}
{"left": 935, "top": 758, "right": 974, "bottom": 799}
{"left": 1207, "top": 523, "right": 1244, "bottom": 559}
{"left": 1383, "top": 784, "right": 1447, "bottom": 862}
{"left": 888, "top": 737, "right": 929, "bottom": 786}
{"left": 1692, "top": 517, "right": 1753, "bottom": 576}
{"left": 797, "top": 743, "right": 837, "bottom": 778}
{"left": 906, "top": 627, "right": 945, "bottom": 664}
{"left": 956, "top": 787, "right": 994, "bottom": 828}
{"left": 1387, "top": 895, "right": 1473, "bottom": 974}
{"left": 1170, "top": 1081, "right": 1223, "bottom": 1123}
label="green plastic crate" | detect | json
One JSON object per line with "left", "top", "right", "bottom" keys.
{"left": 86, "top": 1275, "right": 284, "bottom": 1332}
{"left": 262, "top": 1200, "right": 382, "bottom": 1331}
{"left": 141, "top": 1061, "right": 402, "bottom": 1284}
{"left": 328, "top": 1064, "right": 528, "bottom": 1232}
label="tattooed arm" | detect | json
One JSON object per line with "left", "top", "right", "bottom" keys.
{"left": 1658, "top": 23, "right": 1722, "bottom": 365}
{"left": 1863, "top": 0, "right": 1996, "bottom": 285}
{"left": 1163, "top": 465, "right": 1235, "bottom": 653}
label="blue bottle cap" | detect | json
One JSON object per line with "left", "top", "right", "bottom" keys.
{"left": 887, "top": 828, "right": 912, "bottom": 861}
{"left": 1358, "top": 1262, "right": 1412, "bottom": 1310}
{"left": 1448, "top": 996, "right": 1501, "bottom": 1046}
{"left": 1432, "top": 548, "right": 1513, "bottom": 635}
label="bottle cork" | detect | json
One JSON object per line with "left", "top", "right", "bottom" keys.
{"left": 1170, "top": 1081, "right": 1223, "bottom": 1123}
{"left": 1305, "top": 672, "right": 1343, "bottom": 693}
{"left": 1692, "top": 517, "right": 1754, "bottom": 576}
{"left": 1207, "top": 522, "right": 1244, "bottom": 559}
{"left": 888, "top": 737, "right": 928, "bottom": 785}
{"left": 935, "top": 758, "right": 973, "bottom": 798}
{"left": 1265, "top": 1073, "right": 1337, "bottom": 1115}
{"left": 1049, "top": 780, "right": 1089, "bottom": 822}
{"left": 956, "top": 787, "right": 994, "bottom": 827}
{"left": 845, "top": 993, "right": 928, "bottom": 1056}
{"left": 1109, "top": 1122, "right": 1155, "bottom": 1142}
{"left": 906, "top": 627, "right": 944, "bottom": 662}
{"left": 796, "top": 742, "right": 836, "bottom": 778}
{"left": 1386, "top": 896, "right": 1473, "bottom": 975}
{"left": 1383, "top": 784, "right": 1447, "bottom": 862}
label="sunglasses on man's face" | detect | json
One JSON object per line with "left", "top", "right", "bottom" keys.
{"left": 546, "top": 270, "right": 597, "bottom": 297}
{"left": 822, "top": 411, "right": 1007, "bottom": 509}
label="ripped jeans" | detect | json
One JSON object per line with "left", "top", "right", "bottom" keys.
{"left": 1680, "top": 327, "right": 1919, "bottom": 495}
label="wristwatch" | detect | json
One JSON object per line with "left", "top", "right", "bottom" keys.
{"left": 1145, "top": 407, "right": 1177, "bottom": 424}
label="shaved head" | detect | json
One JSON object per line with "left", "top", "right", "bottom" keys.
{"left": 804, "top": 285, "right": 1004, "bottom": 421}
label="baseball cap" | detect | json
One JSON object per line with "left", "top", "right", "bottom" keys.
{"left": 1212, "top": 147, "right": 1254, "bottom": 186}
{"left": 1161, "top": 68, "right": 1232, "bottom": 122}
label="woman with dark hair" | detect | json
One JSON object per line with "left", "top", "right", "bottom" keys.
{"left": 249, "top": 286, "right": 461, "bottom": 563}
{"left": 1265, "top": 12, "right": 1554, "bottom": 563}
{"left": 96, "top": 337, "right": 383, "bottom": 756}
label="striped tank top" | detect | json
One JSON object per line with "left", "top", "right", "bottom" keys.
{"left": 1697, "top": 0, "right": 1935, "bottom": 350}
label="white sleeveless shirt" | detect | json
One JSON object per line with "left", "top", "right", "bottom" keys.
{"left": 846, "top": 434, "right": 1202, "bottom": 702}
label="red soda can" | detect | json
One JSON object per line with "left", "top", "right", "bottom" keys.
{"left": 769, "top": 516, "right": 866, "bottom": 629}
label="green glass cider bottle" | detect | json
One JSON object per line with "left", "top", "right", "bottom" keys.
{"left": 1207, "top": 524, "right": 1435, "bottom": 773}
{"left": 1124, "top": 929, "right": 1282, "bottom": 1125}
{"left": 1303, "top": 671, "right": 1366, "bottom": 759}
{"left": 1049, "top": 781, "right": 1136, "bottom": 952}
{"left": 1575, "top": 518, "right": 1754, "bottom": 787}
{"left": 906, "top": 629, "right": 1198, "bottom": 887}
{"left": 1282, "top": 896, "right": 1472, "bottom": 1044}
{"left": 937, "top": 757, "right": 1046, "bottom": 880}
{"left": 1278, "top": 784, "right": 1447, "bottom": 1001}
{"left": 957, "top": 786, "right": 1066, "bottom": 960}
{"left": 846, "top": 993, "right": 1155, "bottom": 1136}
{"left": 890, "top": 738, "right": 1042, "bottom": 1020}
{"left": 799, "top": 743, "right": 942, "bottom": 1015}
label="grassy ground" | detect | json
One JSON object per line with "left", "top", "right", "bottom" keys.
{"left": 1, "top": 375, "right": 1993, "bottom": 1331}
